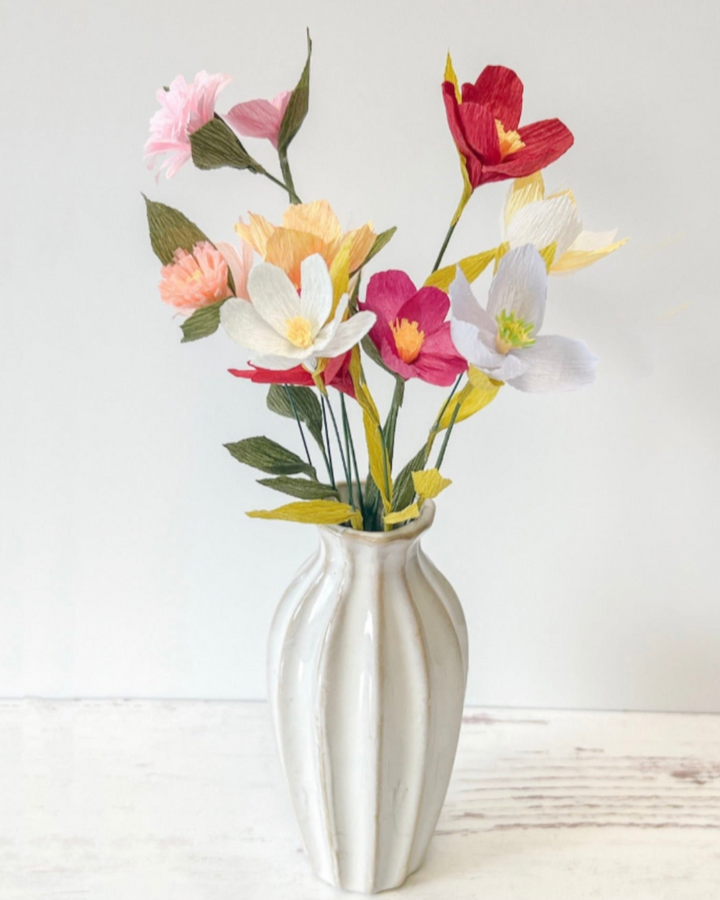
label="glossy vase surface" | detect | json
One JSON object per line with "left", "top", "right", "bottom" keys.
{"left": 267, "top": 501, "right": 468, "bottom": 894}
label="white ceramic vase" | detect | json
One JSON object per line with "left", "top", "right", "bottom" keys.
{"left": 267, "top": 501, "right": 468, "bottom": 894}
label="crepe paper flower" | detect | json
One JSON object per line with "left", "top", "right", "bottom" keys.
{"left": 442, "top": 59, "right": 574, "bottom": 190}
{"left": 235, "top": 200, "right": 376, "bottom": 288}
{"left": 159, "top": 241, "right": 234, "bottom": 313}
{"left": 503, "top": 173, "right": 627, "bottom": 274}
{"left": 359, "top": 271, "right": 467, "bottom": 387}
{"left": 229, "top": 351, "right": 356, "bottom": 399}
{"left": 449, "top": 245, "right": 598, "bottom": 392}
{"left": 215, "top": 239, "right": 254, "bottom": 300}
{"left": 223, "top": 91, "right": 292, "bottom": 149}
{"left": 144, "top": 71, "right": 232, "bottom": 179}
{"left": 220, "top": 253, "right": 376, "bottom": 371}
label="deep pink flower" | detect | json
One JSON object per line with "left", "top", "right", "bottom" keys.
{"left": 359, "top": 272, "right": 467, "bottom": 386}
{"left": 223, "top": 91, "right": 292, "bottom": 149}
{"left": 144, "top": 71, "right": 232, "bottom": 179}
{"left": 229, "top": 351, "right": 356, "bottom": 399}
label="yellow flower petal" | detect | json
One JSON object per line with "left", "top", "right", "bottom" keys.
{"left": 247, "top": 499, "right": 360, "bottom": 526}
{"left": 265, "top": 228, "right": 327, "bottom": 288}
{"left": 235, "top": 213, "right": 275, "bottom": 257}
{"left": 504, "top": 173, "right": 546, "bottom": 229}
{"left": 384, "top": 503, "right": 420, "bottom": 527}
{"left": 345, "top": 224, "right": 377, "bottom": 273}
{"left": 282, "top": 200, "right": 342, "bottom": 245}
{"left": 329, "top": 238, "right": 352, "bottom": 310}
{"left": 552, "top": 239, "right": 628, "bottom": 274}
{"left": 412, "top": 468, "right": 452, "bottom": 500}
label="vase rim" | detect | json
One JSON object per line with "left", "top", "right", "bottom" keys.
{"left": 320, "top": 499, "right": 436, "bottom": 543}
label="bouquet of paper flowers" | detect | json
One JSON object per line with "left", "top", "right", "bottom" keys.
{"left": 143, "top": 35, "right": 625, "bottom": 533}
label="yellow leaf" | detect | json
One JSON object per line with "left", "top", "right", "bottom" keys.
{"left": 552, "top": 239, "right": 628, "bottom": 274}
{"left": 425, "top": 248, "right": 498, "bottom": 291}
{"left": 451, "top": 153, "right": 473, "bottom": 226}
{"left": 494, "top": 241, "right": 510, "bottom": 273}
{"left": 247, "top": 500, "right": 360, "bottom": 526}
{"left": 503, "top": 173, "right": 545, "bottom": 229}
{"left": 348, "top": 348, "right": 392, "bottom": 511}
{"left": 384, "top": 503, "right": 420, "bottom": 527}
{"left": 444, "top": 52, "right": 461, "bottom": 103}
{"left": 412, "top": 469, "right": 452, "bottom": 500}
{"left": 539, "top": 241, "right": 557, "bottom": 271}
{"left": 329, "top": 237, "right": 352, "bottom": 312}
{"left": 438, "top": 368, "right": 501, "bottom": 430}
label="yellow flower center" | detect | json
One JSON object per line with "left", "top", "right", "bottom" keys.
{"left": 495, "top": 310, "right": 535, "bottom": 354}
{"left": 285, "top": 316, "right": 314, "bottom": 349}
{"left": 390, "top": 318, "right": 425, "bottom": 364}
{"left": 495, "top": 119, "right": 525, "bottom": 159}
{"left": 190, "top": 268, "right": 204, "bottom": 282}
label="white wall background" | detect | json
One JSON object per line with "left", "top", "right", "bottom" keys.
{"left": 1, "top": 0, "right": 719, "bottom": 710}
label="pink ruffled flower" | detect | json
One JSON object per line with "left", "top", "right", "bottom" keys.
{"left": 159, "top": 241, "right": 234, "bottom": 313}
{"left": 359, "top": 271, "right": 468, "bottom": 386}
{"left": 145, "top": 71, "right": 232, "bottom": 179}
{"left": 223, "top": 91, "right": 291, "bottom": 149}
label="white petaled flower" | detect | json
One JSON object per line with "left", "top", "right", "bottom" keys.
{"left": 450, "top": 245, "right": 598, "bottom": 392}
{"left": 220, "top": 253, "right": 376, "bottom": 370}
{"left": 502, "top": 173, "right": 626, "bottom": 274}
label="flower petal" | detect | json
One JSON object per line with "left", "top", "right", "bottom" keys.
{"left": 465, "top": 65, "right": 524, "bottom": 130}
{"left": 490, "top": 118, "right": 574, "bottom": 180}
{"left": 505, "top": 335, "right": 598, "bottom": 392}
{"left": 264, "top": 228, "right": 327, "bottom": 288}
{"left": 282, "top": 200, "right": 342, "bottom": 246}
{"left": 298, "top": 254, "right": 333, "bottom": 333}
{"left": 397, "top": 286, "right": 449, "bottom": 334}
{"left": 503, "top": 173, "right": 546, "bottom": 229}
{"left": 450, "top": 319, "right": 510, "bottom": 373}
{"left": 247, "top": 263, "right": 302, "bottom": 331}
{"left": 235, "top": 213, "right": 275, "bottom": 257}
{"left": 223, "top": 98, "right": 284, "bottom": 147}
{"left": 362, "top": 270, "right": 418, "bottom": 350}
{"left": 220, "top": 297, "right": 297, "bottom": 357}
{"left": 449, "top": 268, "right": 498, "bottom": 334}
{"left": 506, "top": 195, "right": 582, "bottom": 258}
{"left": 316, "top": 310, "right": 376, "bottom": 359}
{"left": 487, "top": 244, "right": 547, "bottom": 331}
{"left": 216, "top": 241, "right": 252, "bottom": 300}
{"left": 457, "top": 101, "right": 502, "bottom": 165}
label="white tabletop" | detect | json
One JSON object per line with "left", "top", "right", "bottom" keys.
{"left": 3, "top": 700, "right": 719, "bottom": 899}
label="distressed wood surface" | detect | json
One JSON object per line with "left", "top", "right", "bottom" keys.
{"left": 2, "top": 700, "right": 719, "bottom": 898}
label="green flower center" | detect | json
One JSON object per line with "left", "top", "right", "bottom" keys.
{"left": 495, "top": 310, "right": 535, "bottom": 354}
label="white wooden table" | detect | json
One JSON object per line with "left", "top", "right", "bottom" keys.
{"left": 3, "top": 700, "right": 719, "bottom": 899}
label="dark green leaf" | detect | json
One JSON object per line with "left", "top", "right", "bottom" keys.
{"left": 224, "top": 436, "right": 316, "bottom": 477}
{"left": 189, "top": 117, "right": 264, "bottom": 173}
{"left": 266, "top": 384, "right": 324, "bottom": 449}
{"left": 362, "top": 476, "right": 383, "bottom": 532}
{"left": 277, "top": 31, "right": 312, "bottom": 152}
{"left": 351, "top": 226, "right": 397, "bottom": 275}
{"left": 144, "top": 196, "right": 210, "bottom": 265}
{"left": 257, "top": 476, "right": 338, "bottom": 501}
{"left": 392, "top": 445, "right": 430, "bottom": 512}
{"left": 180, "top": 300, "right": 225, "bottom": 343}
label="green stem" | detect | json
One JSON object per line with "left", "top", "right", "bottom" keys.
{"left": 427, "top": 374, "right": 463, "bottom": 453}
{"left": 383, "top": 378, "right": 405, "bottom": 468}
{"left": 278, "top": 149, "right": 301, "bottom": 204}
{"left": 431, "top": 220, "right": 457, "bottom": 273}
{"left": 320, "top": 396, "right": 336, "bottom": 489}
{"left": 435, "top": 400, "right": 461, "bottom": 470}
{"left": 283, "top": 386, "right": 312, "bottom": 468}
{"left": 325, "top": 396, "right": 354, "bottom": 508}
{"left": 341, "top": 394, "right": 366, "bottom": 521}
{"left": 262, "top": 169, "right": 299, "bottom": 203}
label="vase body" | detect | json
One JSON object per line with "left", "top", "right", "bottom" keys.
{"left": 267, "top": 501, "right": 468, "bottom": 894}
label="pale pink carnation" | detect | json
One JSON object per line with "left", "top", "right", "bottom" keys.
{"left": 223, "top": 90, "right": 291, "bottom": 149}
{"left": 145, "top": 71, "right": 232, "bottom": 179}
{"left": 159, "top": 242, "right": 232, "bottom": 312}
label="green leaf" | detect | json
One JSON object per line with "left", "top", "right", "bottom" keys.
{"left": 257, "top": 476, "right": 338, "bottom": 501}
{"left": 392, "top": 445, "right": 430, "bottom": 512}
{"left": 351, "top": 226, "right": 397, "bottom": 275}
{"left": 180, "top": 299, "right": 225, "bottom": 343}
{"left": 144, "top": 196, "right": 210, "bottom": 265}
{"left": 362, "top": 475, "right": 383, "bottom": 531}
{"left": 189, "top": 117, "right": 264, "bottom": 173}
{"left": 224, "top": 436, "right": 316, "bottom": 477}
{"left": 277, "top": 31, "right": 312, "bottom": 152}
{"left": 266, "top": 384, "right": 324, "bottom": 449}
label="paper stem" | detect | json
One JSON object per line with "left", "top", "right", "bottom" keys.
{"left": 283, "top": 386, "right": 312, "bottom": 468}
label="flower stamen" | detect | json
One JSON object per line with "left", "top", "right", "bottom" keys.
{"left": 495, "top": 310, "right": 535, "bottom": 354}
{"left": 495, "top": 120, "right": 525, "bottom": 159}
{"left": 390, "top": 318, "right": 425, "bottom": 364}
{"left": 286, "top": 316, "right": 314, "bottom": 349}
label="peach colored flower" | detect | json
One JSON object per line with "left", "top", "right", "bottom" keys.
{"left": 159, "top": 242, "right": 233, "bottom": 313}
{"left": 145, "top": 71, "right": 231, "bottom": 179}
{"left": 235, "top": 200, "right": 376, "bottom": 288}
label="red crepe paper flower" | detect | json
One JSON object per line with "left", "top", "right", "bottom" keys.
{"left": 229, "top": 351, "right": 356, "bottom": 399}
{"left": 442, "top": 65, "right": 574, "bottom": 189}
{"left": 359, "top": 272, "right": 467, "bottom": 387}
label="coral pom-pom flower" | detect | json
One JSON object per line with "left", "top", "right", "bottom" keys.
{"left": 220, "top": 253, "right": 376, "bottom": 371}
{"left": 359, "top": 271, "right": 467, "bottom": 386}
{"left": 159, "top": 241, "right": 235, "bottom": 313}
{"left": 144, "top": 71, "right": 231, "bottom": 179}
{"left": 442, "top": 60, "right": 574, "bottom": 189}
{"left": 449, "top": 245, "right": 598, "bottom": 392}
{"left": 223, "top": 91, "right": 292, "bottom": 149}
